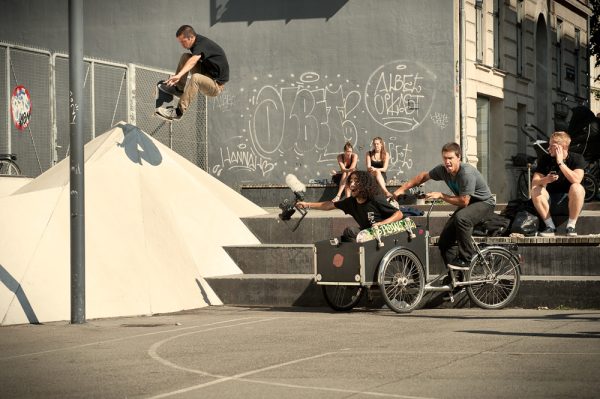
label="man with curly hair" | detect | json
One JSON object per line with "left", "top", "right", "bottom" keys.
{"left": 297, "top": 170, "right": 403, "bottom": 241}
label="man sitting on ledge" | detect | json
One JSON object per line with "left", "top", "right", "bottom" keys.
{"left": 531, "top": 131, "right": 586, "bottom": 237}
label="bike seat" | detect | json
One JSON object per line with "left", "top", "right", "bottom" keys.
{"left": 0, "top": 154, "right": 17, "bottom": 161}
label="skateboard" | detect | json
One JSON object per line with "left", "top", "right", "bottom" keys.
{"left": 356, "top": 218, "right": 418, "bottom": 245}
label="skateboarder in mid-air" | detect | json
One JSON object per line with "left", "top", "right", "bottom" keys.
{"left": 155, "top": 25, "right": 229, "bottom": 121}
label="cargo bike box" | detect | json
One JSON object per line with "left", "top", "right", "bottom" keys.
{"left": 314, "top": 218, "right": 428, "bottom": 287}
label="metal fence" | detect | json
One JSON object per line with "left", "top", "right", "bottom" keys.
{"left": 0, "top": 41, "right": 207, "bottom": 177}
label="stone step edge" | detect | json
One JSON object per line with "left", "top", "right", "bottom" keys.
{"left": 208, "top": 274, "right": 600, "bottom": 281}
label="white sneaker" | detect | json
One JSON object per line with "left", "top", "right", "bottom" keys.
{"left": 155, "top": 106, "right": 181, "bottom": 121}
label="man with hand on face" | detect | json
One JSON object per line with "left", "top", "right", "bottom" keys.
{"left": 296, "top": 170, "right": 403, "bottom": 242}
{"left": 393, "top": 142, "right": 495, "bottom": 270}
{"left": 531, "top": 131, "right": 586, "bottom": 237}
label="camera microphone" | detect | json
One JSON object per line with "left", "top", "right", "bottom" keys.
{"left": 285, "top": 174, "right": 306, "bottom": 201}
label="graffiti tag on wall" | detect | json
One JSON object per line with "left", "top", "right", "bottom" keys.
{"left": 364, "top": 60, "right": 436, "bottom": 132}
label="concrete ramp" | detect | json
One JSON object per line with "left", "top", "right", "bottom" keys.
{"left": 0, "top": 122, "right": 266, "bottom": 325}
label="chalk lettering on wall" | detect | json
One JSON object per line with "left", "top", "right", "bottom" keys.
{"left": 364, "top": 60, "right": 436, "bottom": 132}
{"left": 387, "top": 142, "right": 414, "bottom": 177}
{"left": 430, "top": 112, "right": 449, "bottom": 130}
{"left": 210, "top": 92, "right": 236, "bottom": 111}
{"left": 214, "top": 142, "right": 276, "bottom": 177}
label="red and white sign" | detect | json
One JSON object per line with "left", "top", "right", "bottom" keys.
{"left": 11, "top": 85, "right": 32, "bottom": 130}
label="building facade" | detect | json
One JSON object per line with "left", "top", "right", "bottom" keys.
{"left": 462, "top": 0, "right": 592, "bottom": 201}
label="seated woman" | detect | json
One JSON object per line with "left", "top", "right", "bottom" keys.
{"left": 366, "top": 136, "right": 393, "bottom": 198}
{"left": 332, "top": 141, "right": 358, "bottom": 202}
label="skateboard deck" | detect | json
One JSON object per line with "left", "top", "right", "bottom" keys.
{"left": 356, "top": 218, "right": 417, "bottom": 243}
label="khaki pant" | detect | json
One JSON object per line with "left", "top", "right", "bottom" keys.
{"left": 175, "top": 53, "right": 224, "bottom": 113}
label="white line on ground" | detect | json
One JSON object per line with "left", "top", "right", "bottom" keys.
{"left": 0, "top": 317, "right": 260, "bottom": 361}
{"left": 147, "top": 320, "right": 436, "bottom": 399}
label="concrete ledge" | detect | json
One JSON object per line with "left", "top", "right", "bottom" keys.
{"left": 206, "top": 274, "right": 600, "bottom": 309}
{"left": 242, "top": 212, "right": 600, "bottom": 244}
{"left": 224, "top": 245, "right": 314, "bottom": 274}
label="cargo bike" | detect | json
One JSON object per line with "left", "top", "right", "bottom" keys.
{"left": 314, "top": 203, "right": 522, "bottom": 313}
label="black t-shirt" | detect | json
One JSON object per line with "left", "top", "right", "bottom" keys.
{"left": 334, "top": 195, "right": 398, "bottom": 230}
{"left": 190, "top": 34, "right": 229, "bottom": 84}
{"left": 535, "top": 151, "right": 587, "bottom": 193}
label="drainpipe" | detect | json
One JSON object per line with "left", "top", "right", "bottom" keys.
{"left": 459, "top": 0, "right": 467, "bottom": 159}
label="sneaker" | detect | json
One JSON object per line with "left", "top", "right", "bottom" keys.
{"left": 566, "top": 226, "right": 577, "bottom": 237}
{"left": 155, "top": 106, "right": 182, "bottom": 121}
{"left": 447, "top": 257, "right": 470, "bottom": 270}
{"left": 539, "top": 226, "right": 556, "bottom": 237}
{"left": 157, "top": 81, "right": 184, "bottom": 98}
{"left": 388, "top": 198, "right": 400, "bottom": 209}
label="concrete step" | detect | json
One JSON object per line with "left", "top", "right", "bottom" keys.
{"left": 224, "top": 245, "right": 314, "bottom": 274}
{"left": 205, "top": 273, "right": 600, "bottom": 309}
{"left": 242, "top": 211, "right": 600, "bottom": 245}
{"left": 224, "top": 243, "right": 600, "bottom": 277}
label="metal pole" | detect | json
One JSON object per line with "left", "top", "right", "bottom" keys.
{"left": 459, "top": 0, "right": 467, "bottom": 159}
{"left": 69, "top": 0, "right": 85, "bottom": 324}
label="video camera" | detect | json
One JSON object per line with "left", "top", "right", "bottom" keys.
{"left": 278, "top": 174, "right": 308, "bottom": 231}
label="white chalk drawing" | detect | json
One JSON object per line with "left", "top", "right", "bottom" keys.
{"left": 211, "top": 92, "right": 236, "bottom": 111}
{"left": 364, "top": 60, "right": 436, "bottom": 132}
{"left": 211, "top": 63, "right": 443, "bottom": 182}
{"left": 215, "top": 144, "right": 276, "bottom": 177}
{"left": 69, "top": 90, "right": 79, "bottom": 124}
{"left": 430, "top": 112, "right": 449, "bottom": 129}
{"left": 387, "top": 142, "right": 414, "bottom": 177}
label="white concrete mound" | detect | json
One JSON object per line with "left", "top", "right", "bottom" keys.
{"left": 0, "top": 123, "right": 266, "bottom": 325}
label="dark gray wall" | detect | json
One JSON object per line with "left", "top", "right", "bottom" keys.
{"left": 1, "top": 0, "right": 455, "bottom": 189}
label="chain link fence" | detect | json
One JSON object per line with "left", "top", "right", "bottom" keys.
{"left": 0, "top": 42, "right": 207, "bottom": 177}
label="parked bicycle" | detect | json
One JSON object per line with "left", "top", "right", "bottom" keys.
{"left": 315, "top": 202, "right": 522, "bottom": 313}
{"left": 0, "top": 154, "right": 21, "bottom": 175}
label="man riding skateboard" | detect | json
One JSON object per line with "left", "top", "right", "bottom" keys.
{"left": 155, "top": 25, "right": 229, "bottom": 121}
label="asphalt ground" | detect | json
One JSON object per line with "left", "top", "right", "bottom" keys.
{"left": 1, "top": 306, "right": 599, "bottom": 399}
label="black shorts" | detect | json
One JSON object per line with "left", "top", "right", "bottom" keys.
{"left": 548, "top": 192, "right": 569, "bottom": 216}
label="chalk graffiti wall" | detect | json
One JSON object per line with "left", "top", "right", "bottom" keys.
{"left": 210, "top": 60, "right": 452, "bottom": 186}
{"left": 205, "top": 0, "right": 455, "bottom": 187}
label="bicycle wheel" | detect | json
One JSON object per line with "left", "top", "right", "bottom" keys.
{"left": 377, "top": 248, "right": 425, "bottom": 313}
{"left": 321, "top": 285, "right": 363, "bottom": 311}
{"left": 582, "top": 173, "right": 597, "bottom": 202}
{"left": 0, "top": 160, "right": 21, "bottom": 175}
{"left": 466, "top": 247, "right": 521, "bottom": 309}
{"left": 516, "top": 171, "right": 530, "bottom": 200}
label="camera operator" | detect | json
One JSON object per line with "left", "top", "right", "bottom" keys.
{"left": 296, "top": 170, "right": 403, "bottom": 241}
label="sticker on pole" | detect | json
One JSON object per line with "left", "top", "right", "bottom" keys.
{"left": 11, "top": 85, "right": 32, "bottom": 130}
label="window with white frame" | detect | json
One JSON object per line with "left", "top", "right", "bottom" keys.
{"left": 476, "top": 96, "right": 490, "bottom": 181}
{"left": 476, "top": 0, "right": 484, "bottom": 63}
{"left": 556, "top": 18, "right": 563, "bottom": 90}
{"left": 516, "top": 0, "right": 523, "bottom": 76}
{"left": 493, "top": 0, "right": 501, "bottom": 68}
